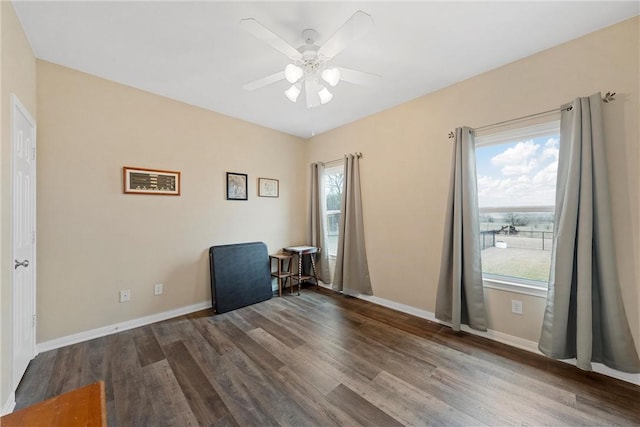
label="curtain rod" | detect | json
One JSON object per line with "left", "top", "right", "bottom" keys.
{"left": 316, "top": 152, "right": 363, "bottom": 165}
{"left": 447, "top": 91, "right": 616, "bottom": 138}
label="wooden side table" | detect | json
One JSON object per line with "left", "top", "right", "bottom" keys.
{"left": 283, "top": 246, "right": 320, "bottom": 295}
{"left": 269, "top": 253, "right": 293, "bottom": 296}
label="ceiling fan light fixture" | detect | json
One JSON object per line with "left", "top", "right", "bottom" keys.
{"left": 321, "top": 68, "right": 341, "bottom": 87}
{"left": 318, "top": 86, "right": 333, "bottom": 104}
{"left": 284, "top": 84, "right": 301, "bottom": 102}
{"left": 285, "top": 64, "right": 303, "bottom": 84}
{"left": 242, "top": 11, "right": 375, "bottom": 109}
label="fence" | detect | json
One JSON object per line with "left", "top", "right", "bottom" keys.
{"left": 481, "top": 230, "right": 553, "bottom": 251}
{"left": 480, "top": 230, "right": 495, "bottom": 250}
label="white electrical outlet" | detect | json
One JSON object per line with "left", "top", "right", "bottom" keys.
{"left": 154, "top": 283, "right": 163, "bottom": 296}
{"left": 511, "top": 299, "right": 523, "bottom": 315}
{"left": 120, "top": 289, "right": 131, "bottom": 303}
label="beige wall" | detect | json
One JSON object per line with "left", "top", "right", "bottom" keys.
{"left": 36, "top": 61, "right": 306, "bottom": 342}
{"left": 306, "top": 17, "right": 640, "bottom": 351}
{"left": 1, "top": 0, "right": 37, "bottom": 411}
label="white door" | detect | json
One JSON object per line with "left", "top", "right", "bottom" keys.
{"left": 12, "top": 94, "right": 36, "bottom": 388}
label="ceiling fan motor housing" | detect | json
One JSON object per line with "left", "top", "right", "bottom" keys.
{"left": 300, "top": 52, "right": 322, "bottom": 75}
{"left": 297, "top": 29, "right": 323, "bottom": 76}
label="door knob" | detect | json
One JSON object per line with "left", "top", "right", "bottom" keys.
{"left": 14, "top": 259, "right": 29, "bottom": 269}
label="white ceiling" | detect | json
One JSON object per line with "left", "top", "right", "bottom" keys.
{"left": 13, "top": 1, "right": 639, "bottom": 138}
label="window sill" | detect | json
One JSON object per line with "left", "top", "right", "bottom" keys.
{"left": 482, "top": 276, "right": 548, "bottom": 298}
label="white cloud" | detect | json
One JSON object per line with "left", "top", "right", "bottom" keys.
{"left": 541, "top": 137, "right": 560, "bottom": 161}
{"left": 541, "top": 147, "right": 559, "bottom": 161}
{"left": 491, "top": 140, "right": 539, "bottom": 176}
{"left": 491, "top": 140, "right": 539, "bottom": 165}
{"left": 477, "top": 135, "right": 560, "bottom": 207}
{"left": 478, "top": 172, "right": 556, "bottom": 207}
{"left": 545, "top": 137, "right": 559, "bottom": 148}
{"left": 478, "top": 160, "right": 557, "bottom": 207}
{"left": 533, "top": 161, "right": 558, "bottom": 185}
{"left": 500, "top": 160, "right": 538, "bottom": 176}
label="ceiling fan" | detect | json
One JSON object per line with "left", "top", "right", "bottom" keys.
{"left": 240, "top": 10, "right": 379, "bottom": 108}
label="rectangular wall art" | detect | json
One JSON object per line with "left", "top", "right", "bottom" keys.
{"left": 227, "top": 172, "right": 248, "bottom": 200}
{"left": 123, "top": 166, "right": 181, "bottom": 195}
{"left": 258, "top": 178, "right": 279, "bottom": 197}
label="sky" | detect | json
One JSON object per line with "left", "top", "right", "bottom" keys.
{"left": 476, "top": 135, "right": 559, "bottom": 208}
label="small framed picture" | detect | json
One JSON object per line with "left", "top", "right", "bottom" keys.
{"left": 123, "top": 166, "right": 180, "bottom": 195}
{"left": 227, "top": 172, "right": 248, "bottom": 200}
{"left": 258, "top": 178, "right": 279, "bottom": 198}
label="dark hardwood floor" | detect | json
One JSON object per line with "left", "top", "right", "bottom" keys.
{"left": 15, "top": 286, "right": 640, "bottom": 426}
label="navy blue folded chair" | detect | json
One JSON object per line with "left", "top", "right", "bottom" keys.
{"left": 209, "top": 242, "right": 272, "bottom": 313}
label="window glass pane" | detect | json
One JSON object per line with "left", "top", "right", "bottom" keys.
{"left": 476, "top": 127, "right": 559, "bottom": 286}
{"left": 480, "top": 212, "right": 554, "bottom": 283}
{"left": 324, "top": 166, "right": 343, "bottom": 256}
{"left": 476, "top": 135, "right": 559, "bottom": 208}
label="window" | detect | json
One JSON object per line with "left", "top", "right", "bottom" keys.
{"left": 324, "top": 164, "right": 344, "bottom": 257}
{"left": 475, "top": 120, "right": 560, "bottom": 291}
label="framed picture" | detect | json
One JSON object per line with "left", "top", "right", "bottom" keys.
{"left": 227, "top": 172, "right": 248, "bottom": 200}
{"left": 258, "top": 178, "right": 279, "bottom": 198}
{"left": 123, "top": 166, "right": 180, "bottom": 195}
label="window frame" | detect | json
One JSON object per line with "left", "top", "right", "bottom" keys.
{"left": 475, "top": 119, "right": 560, "bottom": 297}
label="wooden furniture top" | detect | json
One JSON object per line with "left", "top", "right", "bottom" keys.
{"left": 283, "top": 245, "right": 318, "bottom": 254}
{"left": 1, "top": 381, "right": 106, "bottom": 427}
{"left": 269, "top": 253, "right": 293, "bottom": 260}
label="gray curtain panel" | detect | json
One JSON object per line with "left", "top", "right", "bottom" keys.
{"left": 538, "top": 94, "right": 640, "bottom": 373}
{"left": 333, "top": 154, "right": 373, "bottom": 296}
{"left": 435, "top": 127, "right": 487, "bottom": 332}
{"left": 309, "top": 163, "right": 331, "bottom": 283}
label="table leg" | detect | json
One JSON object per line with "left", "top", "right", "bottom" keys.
{"left": 309, "top": 255, "right": 319, "bottom": 287}
{"left": 277, "top": 258, "right": 282, "bottom": 297}
{"left": 297, "top": 253, "right": 302, "bottom": 295}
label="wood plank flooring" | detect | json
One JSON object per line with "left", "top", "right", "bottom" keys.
{"left": 15, "top": 286, "right": 640, "bottom": 426}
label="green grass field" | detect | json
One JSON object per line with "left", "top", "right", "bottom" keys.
{"left": 481, "top": 237, "right": 551, "bottom": 282}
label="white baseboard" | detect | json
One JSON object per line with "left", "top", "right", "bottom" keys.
{"left": 354, "top": 293, "right": 639, "bottom": 386}
{"left": 357, "top": 294, "right": 439, "bottom": 322}
{"left": 1, "top": 392, "right": 15, "bottom": 416}
{"left": 558, "top": 359, "right": 640, "bottom": 385}
{"left": 36, "top": 301, "right": 212, "bottom": 354}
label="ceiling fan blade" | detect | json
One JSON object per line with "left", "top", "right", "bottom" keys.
{"left": 305, "top": 79, "right": 320, "bottom": 108}
{"left": 242, "top": 71, "right": 285, "bottom": 91}
{"left": 240, "top": 18, "right": 302, "bottom": 60}
{"left": 337, "top": 67, "right": 380, "bottom": 87}
{"left": 318, "top": 10, "right": 373, "bottom": 60}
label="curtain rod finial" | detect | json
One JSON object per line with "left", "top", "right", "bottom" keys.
{"left": 603, "top": 91, "right": 616, "bottom": 103}
{"left": 448, "top": 131, "right": 455, "bottom": 139}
